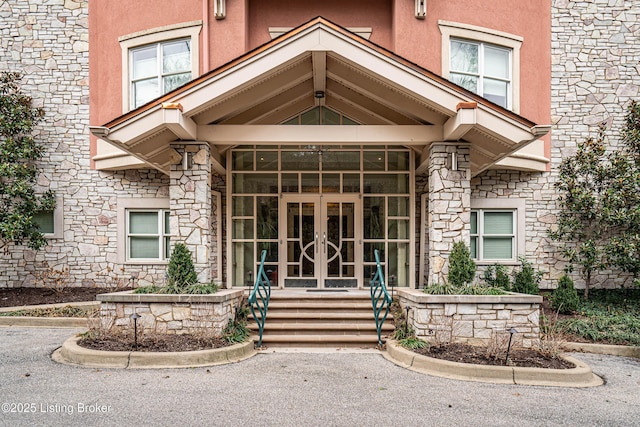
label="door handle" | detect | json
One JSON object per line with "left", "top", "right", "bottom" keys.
{"left": 322, "top": 232, "right": 326, "bottom": 253}
{"left": 315, "top": 232, "right": 318, "bottom": 253}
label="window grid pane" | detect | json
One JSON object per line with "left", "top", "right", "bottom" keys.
{"left": 131, "top": 39, "right": 191, "bottom": 109}
{"left": 127, "top": 209, "right": 170, "bottom": 261}
{"left": 473, "top": 209, "right": 516, "bottom": 261}
{"left": 450, "top": 38, "right": 511, "bottom": 109}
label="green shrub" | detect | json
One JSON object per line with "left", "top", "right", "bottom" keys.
{"left": 399, "top": 336, "right": 428, "bottom": 350}
{"left": 423, "top": 283, "right": 506, "bottom": 295}
{"left": 549, "top": 274, "right": 580, "bottom": 314}
{"left": 483, "top": 264, "right": 511, "bottom": 290}
{"left": 223, "top": 302, "right": 250, "bottom": 344}
{"left": 448, "top": 241, "right": 476, "bottom": 286}
{"left": 166, "top": 243, "right": 198, "bottom": 292}
{"left": 512, "top": 257, "right": 542, "bottom": 295}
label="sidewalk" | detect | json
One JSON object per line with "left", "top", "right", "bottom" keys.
{"left": 1, "top": 327, "right": 639, "bottom": 427}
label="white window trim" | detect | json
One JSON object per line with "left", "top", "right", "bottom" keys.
{"left": 439, "top": 20, "right": 522, "bottom": 114}
{"left": 119, "top": 21, "right": 202, "bottom": 113}
{"left": 470, "top": 198, "right": 525, "bottom": 265}
{"left": 117, "top": 198, "right": 169, "bottom": 264}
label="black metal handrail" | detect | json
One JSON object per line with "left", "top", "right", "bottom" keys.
{"left": 370, "top": 249, "right": 392, "bottom": 346}
{"left": 248, "top": 250, "right": 271, "bottom": 348}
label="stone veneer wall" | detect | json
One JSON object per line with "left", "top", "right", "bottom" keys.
{"left": 170, "top": 143, "right": 212, "bottom": 283}
{"left": 0, "top": 1, "right": 171, "bottom": 288}
{"left": 426, "top": 144, "right": 471, "bottom": 286}
{"left": 416, "top": 2, "right": 640, "bottom": 290}
{"left": 98, "top": 290, "right": 244, "bottom": 335}
{"left": 548, "top": 0, "right": 639, "bottom": 288}
{"left": 399, "top": 289, "right": 541, "bottom": 349}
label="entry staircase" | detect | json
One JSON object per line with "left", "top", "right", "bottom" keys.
{"left": 248, "top": 290, "right": 395, "bottom": 348}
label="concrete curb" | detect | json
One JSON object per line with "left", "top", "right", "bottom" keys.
{"left": 562, "top": 342, "right": 640, "bottom": 358}
{"left": 0, "top": 301, "right": 99, "bottom": 313}
{"left": 52, "top": 335, "right": 257, "bottom": 369}
{"left": 0, "top": 317, "right": 89, "bottom": 328}
{"left": 0, "top": 301, "right": 98, "bottom": 328}
{"left": 383, "top": 340, "right": 603, "bottom": 387}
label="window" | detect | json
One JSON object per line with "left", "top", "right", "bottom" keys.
{"left": 439, "top": 20, "right": 522, "bottom": 113}
{"left": 130, "top": 39, "right": 191, "bottom": 109}
{"left": 449, "top": 39, "right": 511, "bottom": 109}
{"left": 34, "top": 210, "right": 55, "bottom": 234}
{"left": 471, "top": 210, "right": 515, "bottom": 261}
{"left": 119, "top": 21, "right": 201, "bottom": 112}
{"left": 282, "top": 107, "right": 359, "bottom": 125}
{"left": 33, "top": 196, "right": 63, "bottom": 238}
{"left": 126, "top": 210, "right": 171, "bottom": 260}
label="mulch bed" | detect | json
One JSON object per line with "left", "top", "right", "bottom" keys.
{"left": 79, "top": 333, "right": 230, "bottom": 352}
{"left": 411, "top": 342, "right": 575, "bottom": 369}
{"left": 0, "top": 287, "right": 130, "bottom": 308}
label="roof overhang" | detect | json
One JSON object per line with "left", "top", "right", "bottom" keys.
{"left": 91, "top": 17, "right": 550, "bottom": 176}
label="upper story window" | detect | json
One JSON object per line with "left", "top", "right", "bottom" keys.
{"left": 439, "top": 20, "right": 522, "bottom": 113}
{"left": 119, "top": 21, "right": 202, "bottom": 112}
{"left": 450, "top": 39, "right": 511, "bottom": 110}
{"left": 130, "top": 39, "right": 191, "bottom": 109}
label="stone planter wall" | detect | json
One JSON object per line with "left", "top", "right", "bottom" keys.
{"left": 97, "top": 289, "right": 244, "bottom": 335}
{"left": 398, "top": 289, "right": 541, "bottom": 349}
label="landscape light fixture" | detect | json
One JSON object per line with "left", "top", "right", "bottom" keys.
{"left": 130, "top": 313, "right": 141, "bottom": 351}
{"left": 504, "top": 327, "right": 518, "bottom": 365}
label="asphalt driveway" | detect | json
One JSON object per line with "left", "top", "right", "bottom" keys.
{"left": 0, "top": 327, "right": 638, "bottom": 427}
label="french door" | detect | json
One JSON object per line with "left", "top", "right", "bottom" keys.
{"left": 280, "top": 195, "right": 361, "bottom": 288}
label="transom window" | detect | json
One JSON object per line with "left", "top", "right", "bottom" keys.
{"left": 126, "top": 210, "right": 171, "bottom": 260}
{"left": 282, "top": 107, "right": 359, "bottom": 125}
{"left": 470, "top": 210, "right": 515, "bottom": 261}
{"left": 130, "top": 39, "right": 191, "bottom": 109}
{"left": 450, "top": 39, "right": 512, "bottom": 109}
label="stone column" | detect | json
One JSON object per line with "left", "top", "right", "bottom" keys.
{"left": 428, "top": 143, "right": 471, "bottom": 286}
{"left": 170, "top": 143, "right": 212, "bottom": 283}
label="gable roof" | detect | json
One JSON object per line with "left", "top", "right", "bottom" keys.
{"left": 91, "top": 16, "right": 550, "bottom": 176}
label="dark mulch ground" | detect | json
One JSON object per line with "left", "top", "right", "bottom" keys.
{"left": 79, "top": 333, "right": 229, "bottom": 352}
{"left": 0, "top": 287, "right": 130, "bottom": 308}
{"left": 411, "top": 342, "right": 575, "bottom": 369}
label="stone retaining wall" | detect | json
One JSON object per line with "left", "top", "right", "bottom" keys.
{"left": 97, "top": 290, "right": 244, "bottom": 335}
{"left": 398, "top": 289, "right": 541, "bottom": 349}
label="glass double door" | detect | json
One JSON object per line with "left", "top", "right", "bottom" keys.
{"left": 280, "top": 195, "right": 361, "bottom": 288}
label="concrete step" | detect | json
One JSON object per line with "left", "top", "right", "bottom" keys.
{"left": 248, "top": 322, "right": 394, "bottom": 334}
{"left": 265, "top": 301, "right": 373, "bottom": 310}
{"left": 252, "top": 312, "right": 382, "bottom": 322}
{"left": 252, "top": 334, "right": 384, "bottom": 348}
{"left": 247, "top": 290, "right": 394, "bottom": 348}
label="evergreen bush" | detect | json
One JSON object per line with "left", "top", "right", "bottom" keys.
{"left": 550, "top": 274, "right": 581, "bottom": 314}
{"left": 483, "top": 264, "right": 511, "bottom": 290}
{"left": 512, "top": 257, "right": 542, "bottom": 295}
{"left": 447, "top": 241, "right": 476, "bottom": 286}
{"left": 166, "top": 243, "right": 198, "bottom": 292}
